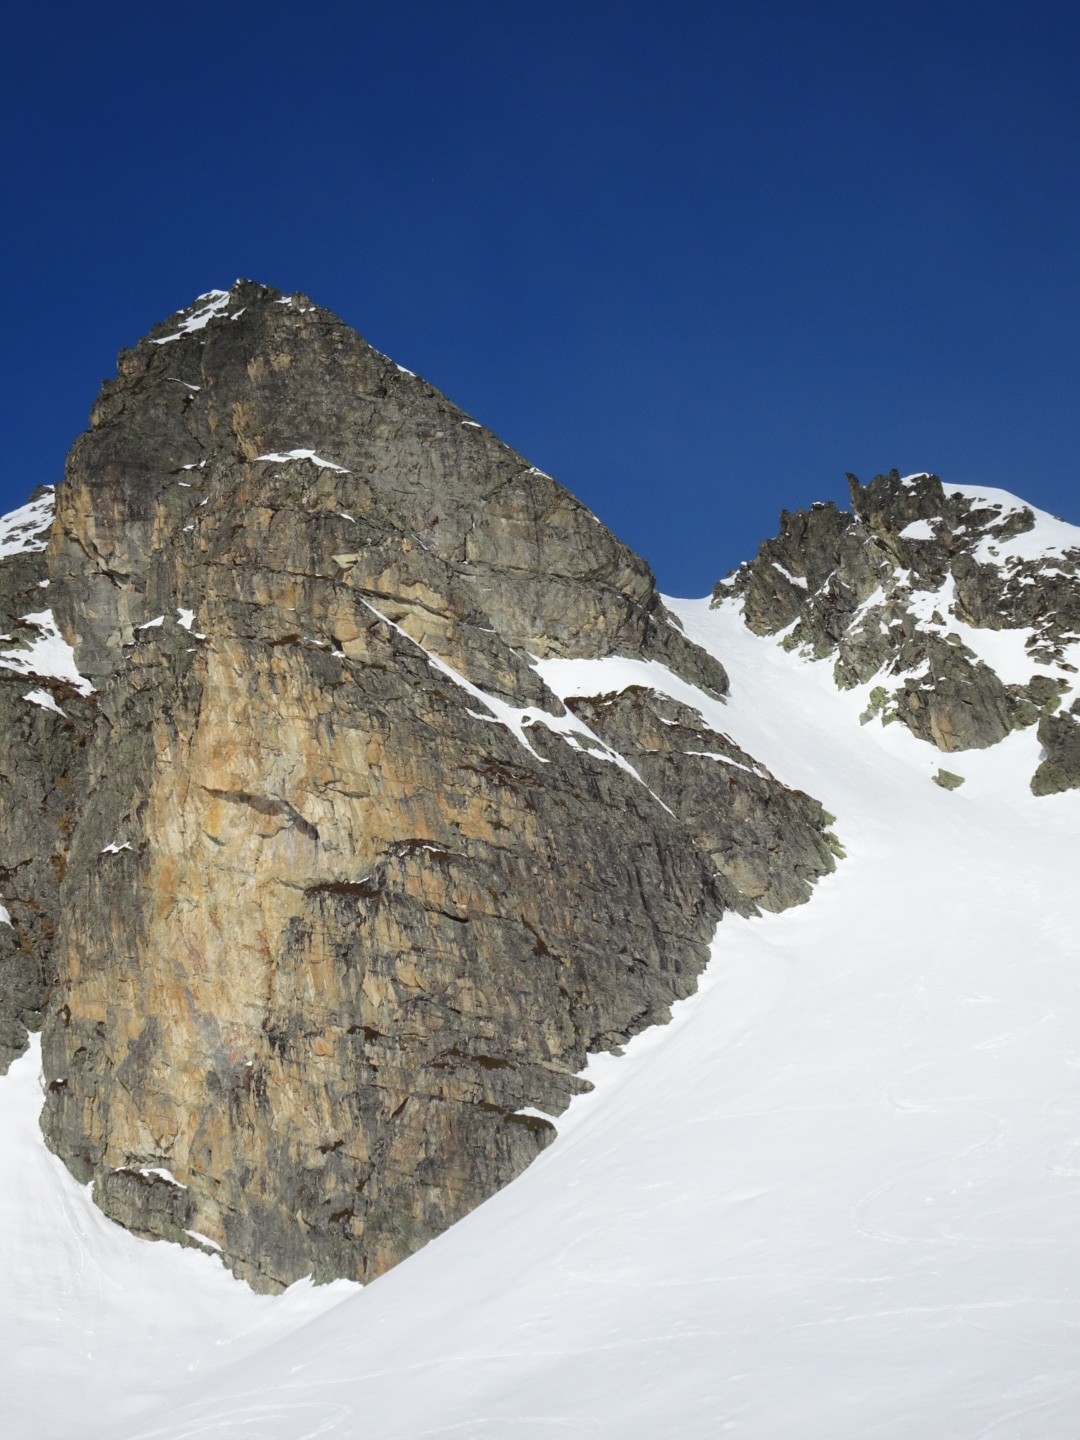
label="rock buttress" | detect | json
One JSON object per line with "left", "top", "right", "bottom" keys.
{"left": 35, "top": 282, "right": 837, "bottom": 1288}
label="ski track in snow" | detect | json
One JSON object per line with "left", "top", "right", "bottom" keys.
{"left": 3, "top": 596, "right": 1079, "bottom": 1439}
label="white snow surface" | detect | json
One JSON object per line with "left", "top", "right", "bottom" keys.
{"left": 898, "top": 576, "right": 1069, "bottom": 688}
{"left": 254, "top": 448, "right": 350, "bottom": 473}
{"left": 949, "top": 483, "right": 1080, "bottom": 565}
{"left": 0, "top": 488, "right": 53, "bottom": 558}
{"left": 0, "top": 608, "right": 94, "bottom": 695}
{"left": 0, "top": 1039, "right": 357, "bottom": 1440}
{"left": 3, "top": 597, "right": 1080, "bottom": 1438}
{"left": 772, "top": 559, "right": 809, "bottom": 587}
{"left": 151, "top": 290, "right": 233, "bottom": 345}
{"left": 898, "top": 517, "right": 935, "bottom": 540}
{"left": 136, "top": 1166, "right": 185, "bottom": 1187}
{"left": 23, "top": 687, "right": 66, "bottom": 715}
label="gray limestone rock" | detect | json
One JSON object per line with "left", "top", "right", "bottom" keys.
{"left": 564, "top": 687, "right": 839, "bottom": 913}
{"left": 0, "top": 491, "right": 97, "bottom": 1072}
{"left": 1031, "top": 711, "right": 1080, "bottom": 796}
{"left": 722, "top": 469, "right": 1080, "bottom": 788}
{"left": 0, "top": 282, "right": 840, "bottom": 1291}
{"left": 932, "top": 769, "right": 966, "bottom": 790}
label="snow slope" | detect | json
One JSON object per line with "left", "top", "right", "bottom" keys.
{"left": 0, "top": 1040, "right": 357, "bottom": 1439}
{"left": 3, "top": 596, "right": 1079, "bottom": 1438}
{"left": 0, "top": 488, "right": 53, "bottom": 558}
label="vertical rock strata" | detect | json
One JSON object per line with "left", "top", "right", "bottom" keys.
{"left": 24, "top": 282, "right": 836, "bottom": 1289}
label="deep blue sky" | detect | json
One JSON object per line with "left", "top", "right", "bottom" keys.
{"left": 3, "top": 1, "right": 1077, "bottom": 593}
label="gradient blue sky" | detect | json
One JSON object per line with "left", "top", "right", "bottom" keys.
{"left": 3, "top": 1, "right": 1077, "bottom": 593}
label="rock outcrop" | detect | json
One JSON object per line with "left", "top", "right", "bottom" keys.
{"left": 0, "top": 282, "right": 838, "bottom": 1290}
{"left": 0, "top": 492, "right": 96, "bottom": 1070}
{"left": 563, "top": 687, "right": 840, "bottom": 912}
{"left": 718, "top": 470, "right": 1080, "bottom": 790}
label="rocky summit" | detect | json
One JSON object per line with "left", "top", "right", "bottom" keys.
{"left": 720, "top": 469, "right": 1080, "bottom": 792}
{"left": 0, "top": 282, "right": 838, "bottom": 1290}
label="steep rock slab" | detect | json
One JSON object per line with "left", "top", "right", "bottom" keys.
{"left": 37, "top": 283, "right": 836, "bottom": 1289}
{"left": 563, "top": 687, "right": 840, "bottom": 912}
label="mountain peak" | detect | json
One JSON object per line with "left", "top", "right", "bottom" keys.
{"left": 1, "top": 285, "right": 835, "bottom": 1292}
{"left": 723, "top": 470, "right": 1080, "bottom": 787}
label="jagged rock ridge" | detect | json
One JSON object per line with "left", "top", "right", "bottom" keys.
{"left": 719, "top": 469, "right": 1080, "bottom": 793}
{"left": 0, "top": 282, "right": 836, "bottom": 1290}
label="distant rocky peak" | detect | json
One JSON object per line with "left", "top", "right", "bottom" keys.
{"left": 718, "top": 470, "right": 1080, "bottom": 794}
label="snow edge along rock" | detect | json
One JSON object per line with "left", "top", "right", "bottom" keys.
{"left": 1, "top": 281, "right": 837, "bottom": 1292}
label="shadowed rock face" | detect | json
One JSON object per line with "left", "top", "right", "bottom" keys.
{"left": 719, "top": 470, "right": 1080, "bottom": 790}
{"left": 4, "top": 281, "right": 838, "bottom": 1290}
{"left": 564, "top": 687, "right": 841, "bottom": 913}
{"left": 0, "top": 492, "right": 96, "bottom": 1072}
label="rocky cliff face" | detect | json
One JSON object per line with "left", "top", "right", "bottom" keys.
{"left": 0, "top": 493, "right": 96, "bottom": 1071}
{"left": 0, "top": 282, "right": 837, "bottom": 1290}
{"left": 720, "top": 470, "right": 1080, "bottom": 793}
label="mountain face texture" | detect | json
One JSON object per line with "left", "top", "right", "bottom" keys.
{"left": 0, "top": 495, "right": 96, "bottom": 1072}
{"left": 0, "top": 282, "right": 839, "bottom": 1290}
{"left": 720, "top": 469, "right": 1080, "bottom": 792}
